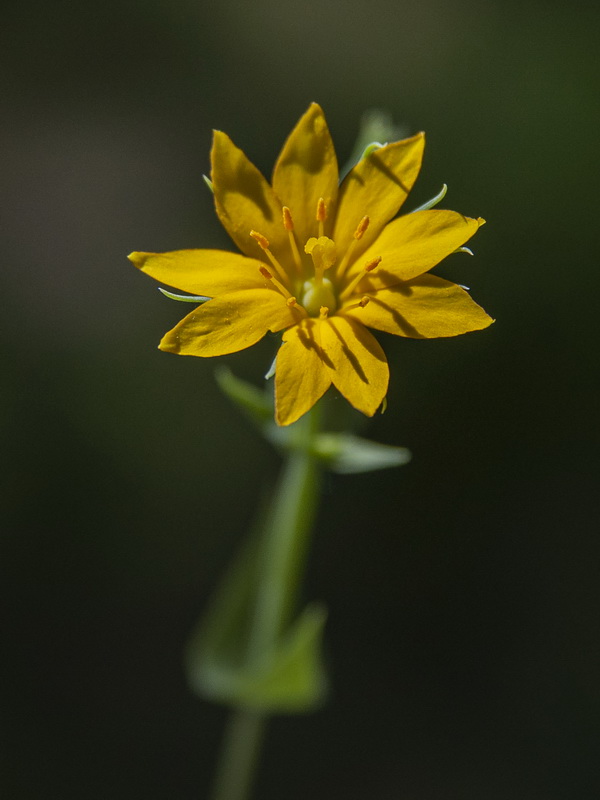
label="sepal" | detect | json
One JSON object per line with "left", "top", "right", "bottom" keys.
{"left": 409, "top": 183, "right": 448, "bottom": 213}
{"left": 158, "top": 287, "right": 211, "bottom": 303}
{"left": 340, "top": 108, "right": 408, "bottom": 180}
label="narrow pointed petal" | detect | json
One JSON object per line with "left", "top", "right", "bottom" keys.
{"left": 129, "top": 249, "right": 269, "bottom": 295}
{"left": 272, "top": 103, "right": 339, "bottom": 245}
{"left": 333, "top": 132, "right": 425, "bottom": 260}
{"left": 344, "top": 211, "right": 484, "bottom": 290}
{"left": 160, "top": 288, "right": 300, "bottom": 357}
{"left": 320, "top": 316, "right": 388, "bottom": 416}
{"left": 211, "top": 131, "right": 287, "bottom": 260}
{"left": 275, "top": 319, "right": 332, "bottom": 426}
{"left": 346, "top": 274, "right": 494, "bottom": 338}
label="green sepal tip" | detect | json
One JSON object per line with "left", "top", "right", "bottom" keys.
{"left": 158, "top": 287, "right": 211, "bottom": 303}
{"left": 410, "top": 183, "right": 448, "bottom": 214}
{"left": 340, "top": 108, "right": 408, "bottom": 180}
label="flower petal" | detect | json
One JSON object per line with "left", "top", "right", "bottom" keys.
{"left": 344, "top": 211, "right": 484, "bottom": 289}
{"left": 275, "top": 318, "right": 332, "bottom": 426}
{"left": 129, "top": 249, "right": 269, "bottom": 295}
{"left": 320, "top": 316, "right": 388, "bottom": 416}
{"left": 211, "top": 131, "right": 287, "bottom": 260}
{"left": 272, "top": 103, "right": 339, "bottom": 246}
{"left": 333, "top": 132, "right": 425, "bottom": 263}
{"left": 346, "top": 274, "right": 494, "bottom": 338}
{"left": 160, "top": 288, "right": 301, "bottom": 357}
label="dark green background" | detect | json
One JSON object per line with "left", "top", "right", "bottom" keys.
{"left": 2, "top": 0, "right": 599, "bottom": 797}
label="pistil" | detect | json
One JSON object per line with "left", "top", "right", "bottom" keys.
{"left": 300, "top": 236, "right": 337, "bottom": 315}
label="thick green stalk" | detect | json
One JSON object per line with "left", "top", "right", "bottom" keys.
{"left": 209, "top": 406, "right": 323, "bottom": 800}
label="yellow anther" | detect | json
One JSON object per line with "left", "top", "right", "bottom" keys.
{"left": 316, "top": 197, "right": 327, "bottom": 237}
{"left": 343, "top": 295, "right": 371, "bottom": 311}
{"left": 251, "top": 229, "right": 289, "bottom": 284}
{"left": 282, "top": 206, "right": 294, "bottom": 231}
{"left": 258, "top": 265, "right": 292, "bottom": 299}
{"left": 340, "top": 256, "right": 381, "bottom": 300}
{"left": 335, "top": 217, "right": 370, "bottom": 278}
{"left": 250, "top": 230, "right": 270, "bottom": 250}
{"left": 319, "top": 306, "right": 329, "bottom": 319}
{"left": 282, "top": 207, "right": 303, "bottom": 274}
{"left": 286, "top": 296, "right": 298, "bottom": 308}
{"left": 364, "top": 256, "right": 382, "bottom": 272}
{"left": 354, "top": 216, "right": 370, "bottom": 240}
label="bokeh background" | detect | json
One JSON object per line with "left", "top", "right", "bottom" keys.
{"left": 2, "top": 0, "right": 599, "bottom": 797}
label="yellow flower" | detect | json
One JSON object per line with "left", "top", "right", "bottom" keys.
{"left": 129, "top": 104, "right": 493, "bottom": 426}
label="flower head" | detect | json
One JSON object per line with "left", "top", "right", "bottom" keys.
{"left": 129, "top": 104, "right": 493, "bottom": 426}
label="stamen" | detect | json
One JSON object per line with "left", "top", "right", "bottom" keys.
{"left": 250, "top": 230, "right": 270, "bottom": 250}
{"left": 259, "top": 265, "right": 292, "bottom": 299}
{"left": 354, "top": 216, "right": 370, "bottom": 239}
{"left": 282, "top": 207, "right": 303, "bottom": 273}
{"left": 286, "top": 296, "right": 298, "bottom": 307}
{"left": 363, "top": 256, "right": 382, "bottom": 272}
{"left": 250, "top": 229, "right": 289, "bottom": 285}
{"left": 316, "top": 197, "right": 327, "bottom": 237}
{"left": 336, "top": 216, "right": 371, "bottom": 278}
{"left": 319, "top": 306, "right": 329, "bottom": 319}
{"left": 343, "top": 295, "right": 371, "bottom": 310}
{"left": 282, "top": 207, "right": 294, "bottom": 231}
{"left": 340, "top": 256, "right": 381, "bottom": 300}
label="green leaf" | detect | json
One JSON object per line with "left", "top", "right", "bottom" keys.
{"left": 311, "top": 432, "right": 411, "bottom": 473}
{"left": 185, "top": 531, "right": 328, "bottom": 713}
{"left": 215, "top": 367, "right": 273, "bottom": 425}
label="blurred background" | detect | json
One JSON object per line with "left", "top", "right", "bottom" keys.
{"left": 2, "top": 0, "right": 599, "bottom": 797}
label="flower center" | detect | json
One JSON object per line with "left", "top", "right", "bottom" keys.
{"left": 251, "top": 201, "right": 380, "bottom": 319}
{"left": 301, "top": 235, "right": 338, "bottom": 315}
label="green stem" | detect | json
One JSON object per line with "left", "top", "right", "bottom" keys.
{"left": 210, "top": 710, "right": 266, "bottom": 800}
{"left": 248, "top": 406, "right": 322, "bottom": 663}
{"left": 209, "top": 406, "right": 323, "bottom": 800}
